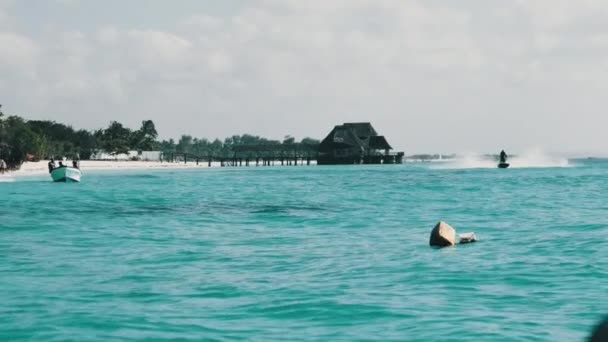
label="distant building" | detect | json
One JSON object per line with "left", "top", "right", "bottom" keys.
{"left": 318, "top": 122, "right": 404, "bottom": 165}
{"left": 90, "top": 150, "right": 162, "bottom": 161}
{"left": 139, "top": 151, "right": 162, "bottom": 161}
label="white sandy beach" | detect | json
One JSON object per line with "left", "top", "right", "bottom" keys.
{"left": 1, "top": 159, "right": 319, "bottom": 179}
{"left": 1, "top": 160, "right": 225, "bottom": 179}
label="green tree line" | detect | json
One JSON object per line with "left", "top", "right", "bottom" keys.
{"left": 0, "top": 106, "right": 319, "bottom": 168}
{"left": 162, "top": 134, "right": 320, "bottom": 159}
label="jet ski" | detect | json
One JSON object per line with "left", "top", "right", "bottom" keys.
{"left": 498, "top": 150, "right": 509, "bottom": 168}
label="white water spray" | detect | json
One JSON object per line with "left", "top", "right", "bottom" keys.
{"left": 430, "top": 148, "right": 571, "bottom": 169}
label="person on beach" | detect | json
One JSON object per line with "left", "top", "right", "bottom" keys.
{"left": 0, "top": 159, "right": 6, "bottom": 174}
{"left": 500, "top": 150, "right": 508, "bottom": 163}
{"left": 72, "top": 160, "right": 79, "bottom": 169}
{"left": 48, "top": 159, "right": 55, "bottom": 173}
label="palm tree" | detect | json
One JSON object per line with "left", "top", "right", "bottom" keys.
{"left": 140, "top": 120, "right": 158, "bottom": 139}
{"left": 133, "top": 120, "right": 159, "bottom": 150}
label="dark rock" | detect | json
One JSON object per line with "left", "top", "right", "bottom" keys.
{"left": 429, "top": 221, "right": 456, "bottom": 247}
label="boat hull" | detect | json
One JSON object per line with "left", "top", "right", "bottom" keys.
{"left": 51, "top": 167, "right": 81, "bottom": 182}
{"left": 498, "top": 163, "right": 510, "bottom": 169}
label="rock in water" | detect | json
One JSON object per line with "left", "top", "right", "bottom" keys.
{"left": 589, "top": 316, "right": 608, "bottom": 342}
{"left": 429, "top": 221, "right": 456, "bottom": 247}
{"left": 459, "top": 232, "right": 477, "bottom": 244}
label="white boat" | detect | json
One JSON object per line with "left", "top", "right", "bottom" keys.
{"left": 51, "top": 166, "right": 81, "bottom": 182}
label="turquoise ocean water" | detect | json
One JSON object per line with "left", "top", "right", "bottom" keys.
{"left": 2, "top": 160, "right": 607, "bottom": 341}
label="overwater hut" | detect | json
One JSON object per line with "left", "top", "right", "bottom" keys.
{"left": 318, "top": 122, "right": 404, "bottom": 165}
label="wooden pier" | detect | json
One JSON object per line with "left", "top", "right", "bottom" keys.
{"left": 163, "top": 143, "right": 320, "bottom": 167}
{"left": 162, "top": 141, "right": 404, "bottom": 167}
{"left": 159, "top": 122, "right": 406, "bottom": 167}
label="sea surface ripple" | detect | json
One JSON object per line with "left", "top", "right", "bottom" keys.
{"left": 2, "top": 161, "right": 607, "bottom": 341}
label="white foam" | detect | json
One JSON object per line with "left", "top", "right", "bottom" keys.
{"left": 431, "top": 149, "right": 571, "bottom": 170}
{"left": 508, "top": 149, "right": 570, "bottom": 168}
{"left": 430, "top": 152, "right": 493, "bottom": 169}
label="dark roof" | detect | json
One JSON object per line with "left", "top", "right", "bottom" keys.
{"left": 343, "top": 123, "right": 377, "bottom": 139}
{"left": 369, "top": 136, "right": 392, "bottom": 150}
{"left": 319, "top": 122, "right": 394, "bottom": 152}
{"left": 319, "top": 124, "right": 364, "bottom": 152}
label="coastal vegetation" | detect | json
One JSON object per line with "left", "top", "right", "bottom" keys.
{"left": 0, "top": 106, "right": 319, "bottom": 169}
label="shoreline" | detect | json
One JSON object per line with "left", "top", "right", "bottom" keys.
{"left": 0, "top": 160, "right": 227, "bottom": 179}
{"left": 0, "top": 154, "right": 580, "bottom": 179}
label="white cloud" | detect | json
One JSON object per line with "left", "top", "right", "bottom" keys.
{"left": 53, "top": 0, "right": 80, "bottom": 5}
{"left": 0, "top": 10, "right": 10, "bottom": 29}
{"left": 1, "top": 1, "right": 608, "bottom": 154}
{"left": 0, "top": 32, "right": 38, "bottom": 68}
{"left": 125, "top": 29, "right": 193, "bottom": 64}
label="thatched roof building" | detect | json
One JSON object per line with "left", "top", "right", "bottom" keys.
{"left": 318, "top": 122, "right": 403, "bottom": 165}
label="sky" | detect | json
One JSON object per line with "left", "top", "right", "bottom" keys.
{"left": 2, "top": 0, "right": 608, "bottom": 155}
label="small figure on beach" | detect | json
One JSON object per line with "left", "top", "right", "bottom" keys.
{"left": 500, "top": 150, "right": 508, "bottom": 163}
{"left": 72, "top": 160, "right": 79, "bottom": 169}
{"left": 0, "top": 159, "right": 6, "bottom": 174}
{"left": 48, "top": 158, "right": 55, "bottom": 173}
